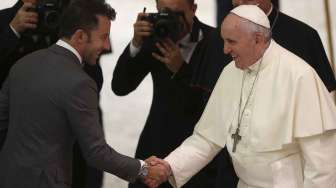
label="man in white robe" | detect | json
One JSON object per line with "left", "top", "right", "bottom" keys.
{"left": 143, "top": 5, "right": 336, "bottom": 188}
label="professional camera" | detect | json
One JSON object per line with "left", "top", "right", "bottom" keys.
{"left": 142, "top": 8, "right": 184, "bottom": 41}
{"left": 30, "top": 0, "right": 67, "bottom": 34}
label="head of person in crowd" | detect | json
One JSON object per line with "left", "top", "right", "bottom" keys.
{"left": 155, "top": 0, "right": 197, "bottom": 41}
{"left": 221, "top": 5, "right": 271, "bottom": 69}
{"left": 58, "top": 0, "right": 115, "bottom": 65}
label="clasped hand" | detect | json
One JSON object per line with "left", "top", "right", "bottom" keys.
{"left": 152, "top": 39, "right": 184, "bottom": 73}
{"left": 142, "top": 156, "right": 172, "bottom": 188}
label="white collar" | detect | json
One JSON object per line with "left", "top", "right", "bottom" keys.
{"left": 246, "top": 40, "right": 273, "bottom": 73}
{"left": 178, "top": 30, "right": 203, "bottom": 48}
{"left": 56, "top": 40, "right": 82, "bottom": 64}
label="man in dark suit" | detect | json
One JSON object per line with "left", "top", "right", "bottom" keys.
{"left": 0, "top": 1, "right": 170, "bottom": 187}
{"left": 0, "top": 1, "right": 107, "bottom": 187}
{"left": 112, "top": 0, "right": 237, "bottom": 188}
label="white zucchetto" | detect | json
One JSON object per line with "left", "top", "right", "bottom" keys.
{"left": 230, "top": 5, "right": 270, "bottom": 28}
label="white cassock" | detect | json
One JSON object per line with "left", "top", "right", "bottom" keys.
{"left": 165, "top": 40, "right": 336, "bottom": 188}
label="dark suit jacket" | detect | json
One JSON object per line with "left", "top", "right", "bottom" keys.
{"left": 0, "top": 45, "right": 140, "bottom": 188}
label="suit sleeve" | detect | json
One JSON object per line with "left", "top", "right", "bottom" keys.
{"left": 65, "top": 78, "right": 141, "bottom": 182}
{"left": 0, "top": 5, "right": 21, "bottom": 65}
{"left": 0, "top": 77, "right": 10, "bottom": 150}
{"left": 0, "top": 25, "right": 20, "bottom": 61}
{"left": 111, "top": 44, "right": 151, "bottom": 96}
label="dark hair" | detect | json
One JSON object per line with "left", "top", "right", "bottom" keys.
{"left": 58, "top": 0, "right": 116, "bottom": 39}
{"left": 155, "top": 0, "right": 194, "bottom": 6}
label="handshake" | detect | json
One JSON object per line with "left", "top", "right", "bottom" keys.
{"left": 141, "top": 156, "right": 172, "bottom": 188}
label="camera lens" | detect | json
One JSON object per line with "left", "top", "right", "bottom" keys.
{"left": 44, "top": 11, "right": 59, "bottom": 29}
{"left": 154, "top": 21, "right": 171, "bottom": 38}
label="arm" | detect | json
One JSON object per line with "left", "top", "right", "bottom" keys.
{"left": 112, "top": 12, "right": 153, "bottom": 96}
{"left": 111, "top": 44, "right": 152, "bottom": 96}
{"left": 0, "top": 77, "right": 10, "bottom": 150}
{"left": 0, "top": 2, "right": 38, "bottom": 64}
{"left": 66, "top": 78, "right": 141, "bottom": 182}
{"left": 0, "top": 24, "right": 20, "bottom": 60}
{"left": 299, "top": 131, "right": 336, "bottom": 187}
{"left": 164, "top": 132, "right": 222, "bottom": 188}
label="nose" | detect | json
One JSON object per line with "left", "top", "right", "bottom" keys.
{"left": 223, "top": 44, "right": 231, "bottom": 54}
{"left": 104, "top": 38, "right": 111, "bottom": 51}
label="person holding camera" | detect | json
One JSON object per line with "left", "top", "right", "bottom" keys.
{"left": 0, "top": 0, "right": 41, "bottom": 89}
{"left": 112, "top": 0, "right": 237, "bottom": 188}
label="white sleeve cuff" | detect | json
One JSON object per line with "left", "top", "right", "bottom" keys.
{"left": 129, "top": 40, "right": 141, "bottom": 58}
{"left": 9, "top": 24, "right": 20, "bottom": 38}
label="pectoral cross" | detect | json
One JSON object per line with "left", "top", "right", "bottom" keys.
{"left": 231, "top": 127, "right": 241, "bottom": 153}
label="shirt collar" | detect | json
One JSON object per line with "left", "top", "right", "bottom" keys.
{"left": 56, "top": 40, "right": 82, "bottom": 64}
{"left": 178, "top": 31, "right": 203, "bottom": 48}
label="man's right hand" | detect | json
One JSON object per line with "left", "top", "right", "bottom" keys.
{"left": 132, "top": 12, "right": 153, "bottom": 48}
{"left": 10, "top": 2, "right": 38, "bottom": 34}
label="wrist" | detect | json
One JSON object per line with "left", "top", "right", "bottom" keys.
{"left": 132, "top": 38, "right": 142, "bottom": 48}
{"left": 137, "top": 161, "right": 149, "bottom": 179}
{"left": 9, "top": 23, "right": 21, "bottom": 38}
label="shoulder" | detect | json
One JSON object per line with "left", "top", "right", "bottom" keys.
{"left": 195, "top": 17, "right": 215, "bottom": 37}
{"left": 275, "top": 42, "right": 315, "bottom": 78}
{"left": 278, "top": 11, "right": 318, "bottom": 35}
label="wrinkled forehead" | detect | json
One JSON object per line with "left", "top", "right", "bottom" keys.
{"left": 222, "top": 13, "right": 241, "bottom": 31}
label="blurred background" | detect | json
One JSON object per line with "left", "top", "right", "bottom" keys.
{"left": 0, "top": 0, "right": 335, "bottom": 187}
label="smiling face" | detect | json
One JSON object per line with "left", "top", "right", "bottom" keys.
{"left": 82, "top": 15, "right": 111, "bottom": 65}
{"left": 221, "top": 14, "right": 260, "bottom": 69}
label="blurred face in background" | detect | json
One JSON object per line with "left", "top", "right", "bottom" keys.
{"left": 156, "top": 0, "right": 197, "bottom": 40}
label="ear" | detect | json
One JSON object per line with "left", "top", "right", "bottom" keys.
{"left": 254, "top": 32, "right": 264, "bottom": 44}
{"left": 72, "top": 29, "right": 89, "bottom": 45}
{"left": 192, "top": 4, "right": 197, "bottom": 14}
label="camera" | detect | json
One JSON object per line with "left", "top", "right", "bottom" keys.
{"left": 30, "top": 0, "right": 67, "bottom": 34}
{"left": 142, "top": 8, "right": 184, "bottom": 41}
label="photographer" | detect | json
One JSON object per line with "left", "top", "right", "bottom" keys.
{"left": 112, "top": 0, "right": 237, "bottom": 188}
{"left": 0, "top": 1, "right": 105, "bottom": 188}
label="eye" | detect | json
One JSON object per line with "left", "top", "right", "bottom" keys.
{"left": 100, "top": 34, "right": 109, "bottom": 41}
{"left": 224, "top": 38, "right": 236, "bottom": 46}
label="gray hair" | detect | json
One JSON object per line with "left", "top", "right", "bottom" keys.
{"left": 240, "top": 19, "right": 272, "bottom": 41}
